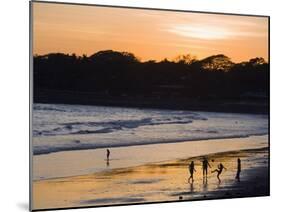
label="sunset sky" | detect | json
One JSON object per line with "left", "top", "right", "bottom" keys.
{"left": 32, "top": 2, "right": 269, "bottom": 62}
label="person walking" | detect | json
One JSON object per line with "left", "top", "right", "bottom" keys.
{"left": 106, "top": 149, "right": 110, "bottom": 160}
{"left": 188, "top": 161, "right": 196, "bottom": 183}
{"left": 235, "top": 158, "right": 241, "bottom": 182}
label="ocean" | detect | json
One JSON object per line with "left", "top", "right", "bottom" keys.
{"left": 32, "top": 103, "right": 268, "bottom": 156}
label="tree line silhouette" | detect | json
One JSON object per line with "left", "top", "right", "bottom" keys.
{"left": 33, "top": 50, "right": 269, "bottom": 113}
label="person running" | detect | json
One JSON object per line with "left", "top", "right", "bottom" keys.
{"left": 106, "top": 149, "right": 110, "bottom": 160}
{"left": 235, "top": 158, "right": 241, "bottom": 182}
{"left": 202, "top": 157, "right": 211, "bottom": 178}
{"left": 188, "top": 161, "right": 196, "bottom": 183}
{"left": 212, "top": 163, "right": 227, "bottom": 183}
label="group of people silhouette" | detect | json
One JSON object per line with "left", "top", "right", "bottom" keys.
{"left": 188, "top": 157, "right": 241, "bottom": 183}
{"left": 105, "top": 149, "right": 242, "bottom": 184}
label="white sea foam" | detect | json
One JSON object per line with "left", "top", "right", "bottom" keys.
{"left": 32, "top": 103, "right": 268, "bottom": 155}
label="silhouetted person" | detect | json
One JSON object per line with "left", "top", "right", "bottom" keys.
{"left": 106, "top": 149, "right": 110, "bottom": 160}
{"left": 212, "top": 163, "right": 227, "bottom": 183}
{"left": 202, "top": 157, "right": 211, "bottom": 178}
{"left": 235, "top": 158, "right": 241, "bottom": 182}
{"left": 188, "top": 161, "right": 196, "bottom": 183}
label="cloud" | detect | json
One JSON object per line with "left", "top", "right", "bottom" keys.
{"left": 166, "top": 23, "right": 267, "bottom": 40}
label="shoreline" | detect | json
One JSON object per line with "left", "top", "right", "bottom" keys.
{"left": 33, "top": 146, "right": 269, "bottom": 210}
{"left": 33, "top": 135, "right": 268, "bottom": 180}
{"left": 33, "top": 133, "right": 268, "bottom": 156}
{"left": 34, "top": 95, "right": 269, "bottom": 114}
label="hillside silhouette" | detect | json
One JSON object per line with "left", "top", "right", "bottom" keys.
{"left": 33, "top": 50, "right": 269, "bottom": 113}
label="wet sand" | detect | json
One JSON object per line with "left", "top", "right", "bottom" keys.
{"left": 33, "top": 135, "right": 268, "bottom": 180}
{"left": 32, "top": 146, "right": 269, "bottom": 210}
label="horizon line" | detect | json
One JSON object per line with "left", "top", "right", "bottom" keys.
{"left": 33, "top": 50, "right": 268, "bottom": 63}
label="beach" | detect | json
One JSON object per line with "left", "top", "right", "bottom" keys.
{"left": 32, "top": 104, "right": 269, "bottom": 210}
{"left": 32, "top": 135, "right": 269, "bottom": 210}
{"left": 30, "top": 5, "right": 270, "bottom": 211}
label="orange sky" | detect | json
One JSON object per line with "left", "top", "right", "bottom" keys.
{"left": 32, "top": 2, "right": 269, "bottom": 62}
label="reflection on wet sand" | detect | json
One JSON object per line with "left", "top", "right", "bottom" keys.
{"left": 33, "top": 147, "right": 268, "bottom": 210}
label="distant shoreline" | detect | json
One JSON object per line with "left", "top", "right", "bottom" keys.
{"left": 34, "top": 90, "right": 269, "bottom": 114}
